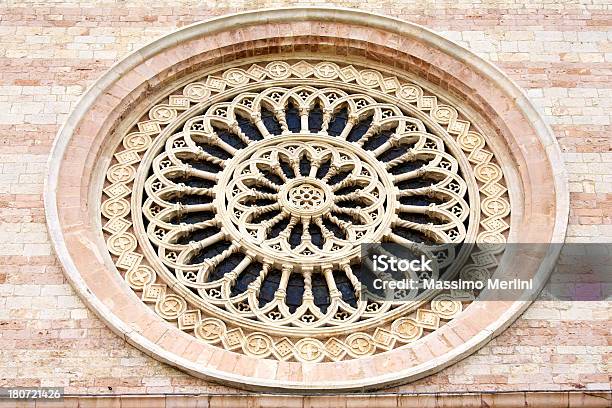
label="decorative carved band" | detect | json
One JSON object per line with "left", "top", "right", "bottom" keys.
{"left": 101, "top": 60, "right": 510, "bottom": 362}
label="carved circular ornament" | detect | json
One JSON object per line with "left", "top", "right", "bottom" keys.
{"left": 123, "top": 62, "right": 491, "bottom": 349}
{"left": 45, "top": 8, "right": 568, "bottom": 391}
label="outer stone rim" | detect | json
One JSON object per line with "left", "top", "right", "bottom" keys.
{"left": 44, "top": 7, "right": 568, "bottom": 392}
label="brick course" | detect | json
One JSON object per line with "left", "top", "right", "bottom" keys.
{"left": 0, "top": 0, "right": 609, "bottom": 394}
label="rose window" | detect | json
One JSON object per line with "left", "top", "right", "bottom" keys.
{"left": 100, "top": 60, "right": 511, "bottom": 363}
{"left": 48, "top": 10, "right": 567, "bottom": 390}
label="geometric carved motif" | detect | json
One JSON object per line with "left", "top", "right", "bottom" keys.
{"left": 101, "top": 60, "right": 510, "bottom": 362}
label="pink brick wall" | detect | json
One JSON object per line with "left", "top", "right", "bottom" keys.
{"left": 0, "top": 1, "right": 609, "bottom": 394}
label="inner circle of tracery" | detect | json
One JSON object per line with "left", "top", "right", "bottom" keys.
{"left": 219, "top": 134, "right": 396, "bottom": 267}
{"left": 101, "top": 60, "right": 510, "bottom": 362}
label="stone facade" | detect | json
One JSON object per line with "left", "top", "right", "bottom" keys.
{"left": 0, "top": 0, "right": 610, "bottom": 403}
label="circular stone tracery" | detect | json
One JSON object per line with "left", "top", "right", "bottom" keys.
{"left": 218, "top": 135, "right": 397, "bottom": 267}
{"left": 110, "top": 60, "right": 502, "bottom": 359}
{"left": 46, "top": 7, "right": 568, "bottom": 392}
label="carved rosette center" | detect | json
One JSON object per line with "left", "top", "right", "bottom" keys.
{"left": 287, "top": 182, "right": 325, "bottom": 212}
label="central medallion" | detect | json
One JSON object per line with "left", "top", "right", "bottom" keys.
{"left": 284, "top": 180, "right": 328, "bottom": 214}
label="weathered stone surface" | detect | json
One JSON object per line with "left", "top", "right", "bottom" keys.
{"left": 0, "top": 0, "right": 609, "bottom": 396}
